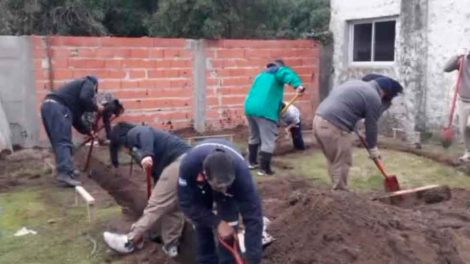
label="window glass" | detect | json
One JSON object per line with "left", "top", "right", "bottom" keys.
{"left": 353, "top": 23, "right": 372, "bottom": 62}
{"left": 374, "top": 21, "right": 395, "bottom": 61}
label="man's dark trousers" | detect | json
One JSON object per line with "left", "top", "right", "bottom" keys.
{"left": 41, "top": 100, "right": 75, "bottom": 175}
{"left": 194, "top": 193, "right": 239, "bottom": 264}
{"left": 290, "top": 121, "right": 305, "bottom": 150}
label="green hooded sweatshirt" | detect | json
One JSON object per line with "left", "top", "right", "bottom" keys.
{"left": 244, "top": 66, "right": 303, "bottom": 122}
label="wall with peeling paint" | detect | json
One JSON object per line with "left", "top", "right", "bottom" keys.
{"left": 330, "top": 0, "right": 470, "bottom": 141}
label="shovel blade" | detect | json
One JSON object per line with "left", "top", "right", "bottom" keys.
{"left": 384, "top": 175, "right": 400, "bottom": 192}
{"left": 440, "top": 127, "right": 455, "bottom": 149}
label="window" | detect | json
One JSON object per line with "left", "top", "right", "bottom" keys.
{"left": 350, "top": 19, "right": 396, "bottom": 63}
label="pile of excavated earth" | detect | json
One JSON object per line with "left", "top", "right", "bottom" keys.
{"left": 2, "top": 147, "right": 470, "bottom": 264}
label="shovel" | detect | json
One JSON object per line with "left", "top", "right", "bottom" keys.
{"left": 441, "top": 56, "right": 466, "bottom": 148}
{"left": 145, "top": 166, "right": 153, "bottom": 199}
{"left": 281, "top": 93, "right": 302, "bottom": 114}
{"left": 356, "top": 132, "right": 400, "bottom": 192}
{"left": 83, "top": 134, "right": 95, "bottom": 177}
{"left": 218, "top": 234, "right": 245, "bottom": 264}
{"left": 76, "top": 116, "right": 118, "bottom": 151}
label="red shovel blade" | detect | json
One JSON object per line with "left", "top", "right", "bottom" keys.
{"left": 440, "top": 127, "right": 455, "bottom": 149}
{"left": 384, "top": 175, "right": 400, "bottom": 192}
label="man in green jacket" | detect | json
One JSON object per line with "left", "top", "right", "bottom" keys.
{"left": 244, "top": 59, "right": 305, "bottom": 175}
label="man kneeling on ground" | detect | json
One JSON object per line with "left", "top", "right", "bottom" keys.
{"left": 103, "top": 122, "right": 191, "bottom": 258}
{"left": 313, "top": 75, "right": 403, "bottom": 190}
{"left": 178, "top": 139, "right": 263, "bottom": 264}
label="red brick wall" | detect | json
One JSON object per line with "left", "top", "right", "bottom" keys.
{"left": 205, "top": 39, "right": 319, "bottom": 131}
{"left": 32, "top": 36, "right": 320, "bottom": 133}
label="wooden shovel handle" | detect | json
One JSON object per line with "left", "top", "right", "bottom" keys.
{"left": 448, "top": 57, "right": 466, "bottom": 127}
{"left": 145, "top": 166, "right": 153, "bottom": 199}
{"left": 372, "top": 158, "right": 390, "bottom": 179}
{"left": 83, "top": 136, "right": 95, "bottom": 173}
{"left": 218, "top": 235, "right": 245, "bottom": 264}
{"left": 281, "top": 93, "right": 301, "bottom": 114}
{"left": 355, "top": 131, "right": 389, "bottom": 179}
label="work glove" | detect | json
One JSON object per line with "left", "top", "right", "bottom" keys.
{"left": 296, "top": 85, "right": 305, "bottom": 94}
{"left": 141, "top": 156, "right": 153, "bottom": 170}
{"left": 369, "top": 147, "right": 381, "bottom": 160}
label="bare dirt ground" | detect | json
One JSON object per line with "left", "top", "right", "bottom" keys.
{"left": 3, "top": 132, "right": 470, "bottom": 264}
{"left": 261, "top": 177, "right": 470, "bottom": 264}
{"left": 79, "top": 145, "right": 470, "bottom": 264}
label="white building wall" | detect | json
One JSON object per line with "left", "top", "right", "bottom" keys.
{"left": 330, "top": 0, "right": 401, "bottom": 83}
{"left": 426, "top": 0, "right": 470, "bottom": 126}
{"left": 329, "top": 0, "right": 411, "bottom": 138}
{"left": 330, "top": 0, "right": 470, "bottom": 140}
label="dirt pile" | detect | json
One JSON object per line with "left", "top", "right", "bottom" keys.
{"left": 78, "top": 147, "right": 470, "bottom": 264}
{"left": 0, "top": 148, "right": 53, "bottom": 190}
{"left": 262, "top": 182, "right": 470, "bottom": 264}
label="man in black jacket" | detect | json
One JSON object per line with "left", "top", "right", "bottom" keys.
{"left": 40, "top": 76, "right": 103, "bottom": 187}
{"left": 103, "top": 122, "right": 191, "bottom": 258}
{"left": 178, "top": 139, "right": 263, "bottom": 264}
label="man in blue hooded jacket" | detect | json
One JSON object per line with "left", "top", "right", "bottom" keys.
{"left": 41, "top": 76, "right": 103, "bottom": 187}
{"left": 178, "top": 139, "right": 263, "bottom": 264}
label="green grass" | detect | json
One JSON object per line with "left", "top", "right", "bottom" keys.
{"left": 277, "top": 148, "right": 470, "bottom": 191}
{"left": 2, "top": 143, "right": 468, "bottom": 263}
{"left": 0, "top": 186, "right": 122, "bottom": 264}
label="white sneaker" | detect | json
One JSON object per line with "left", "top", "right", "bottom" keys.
{"left": 162, "top": 242, "right": 179, "bottom": 258}
{"left": 103, "top": 232, "right": 135, "bottom": 254}
{"left": 262, "top": 231, "right": 275, "bottom": 247}
{"left": 459, "top": 152, "right": 470, "bottom": 162}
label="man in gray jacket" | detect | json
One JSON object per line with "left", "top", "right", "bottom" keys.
{"left": 444, "top": 50, "right": 470, "bottom": 162}
{"left": 313, "top": 76, "right": 403, "bottom": 190}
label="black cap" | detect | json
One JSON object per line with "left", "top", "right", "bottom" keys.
{"left": 266, "top": 59, "right": 285, "bottom": 68}
{"left": 203, "top": 149, "right": 235, "bottom": 189}
{"left": 362, "top": 73, "right": 386, "bottom": 81}
{"left": 375, "top": 77, "right": 404, "bottom": 99}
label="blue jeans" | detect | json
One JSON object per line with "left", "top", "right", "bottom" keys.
{"left": 194, "top": 194, "right": 240, "bottom": 264}
{"left": 41, "top": 100, "right": 74, "bottom": 175}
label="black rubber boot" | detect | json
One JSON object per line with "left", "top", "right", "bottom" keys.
{"left": 258, "top": 151, "right": 275, "bottom": 176}
{"left": 248, "top": 144, "right": 259, "bottom": 169}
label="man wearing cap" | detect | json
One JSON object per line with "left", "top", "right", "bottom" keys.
{"left": 244, "top": 59, "right": 305, "bottom": 175}
{"left": 81, "top": 92, "right": 125, "bottom": 142}
{"left": 102, "top": 122, "right": 191, "bottom": 258}
{"left": 280, "top": 102, "right": 305, "bottom": 150}
{"left": 40, "top": 76, "right": 103, "bottom": 187}
{"left": 178, "top": 139, "right": 263, "bottom": 264}
{"left": 444, "top": 50, "right": 470, "bottom": 162}
{"left": 313, "top": 76, "right": 403, "bottom": 190}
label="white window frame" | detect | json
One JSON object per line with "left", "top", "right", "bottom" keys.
{"left": 348, "top": 17, "right": 397, "bottom": 66}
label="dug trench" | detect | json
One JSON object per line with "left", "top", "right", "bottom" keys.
{"left": 76, "top": 144, "right": 470, "bottom": 264}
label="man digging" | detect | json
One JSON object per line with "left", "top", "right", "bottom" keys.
{"left": 280, "top": 101, "right": 305, "bottom": 150}
{"left": 313, "top": 75, "right": 403, "bottom": 190}
{"left": 40, "top": 76, "right": 103, "bottom": 187}
{"left": 178, "top": 139, "right": 264, "bottom": 264}
{"left": 103, "top": 122, "right": 191, "bottom": 258}
{"left": 244, "top": 59, "right": 305, "bottom": 175}
{"left": 444, "top": 49, "right": 470, "bottom": 162}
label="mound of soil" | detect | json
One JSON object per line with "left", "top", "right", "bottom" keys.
{"left": 0, "top": 148, "right": 53, "bottom": 190}
{"left": 262, "top": 181, "right": 470, "bottom": 264}
{"left": 76, "top": 146, "right": 470, "bottom": 264}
